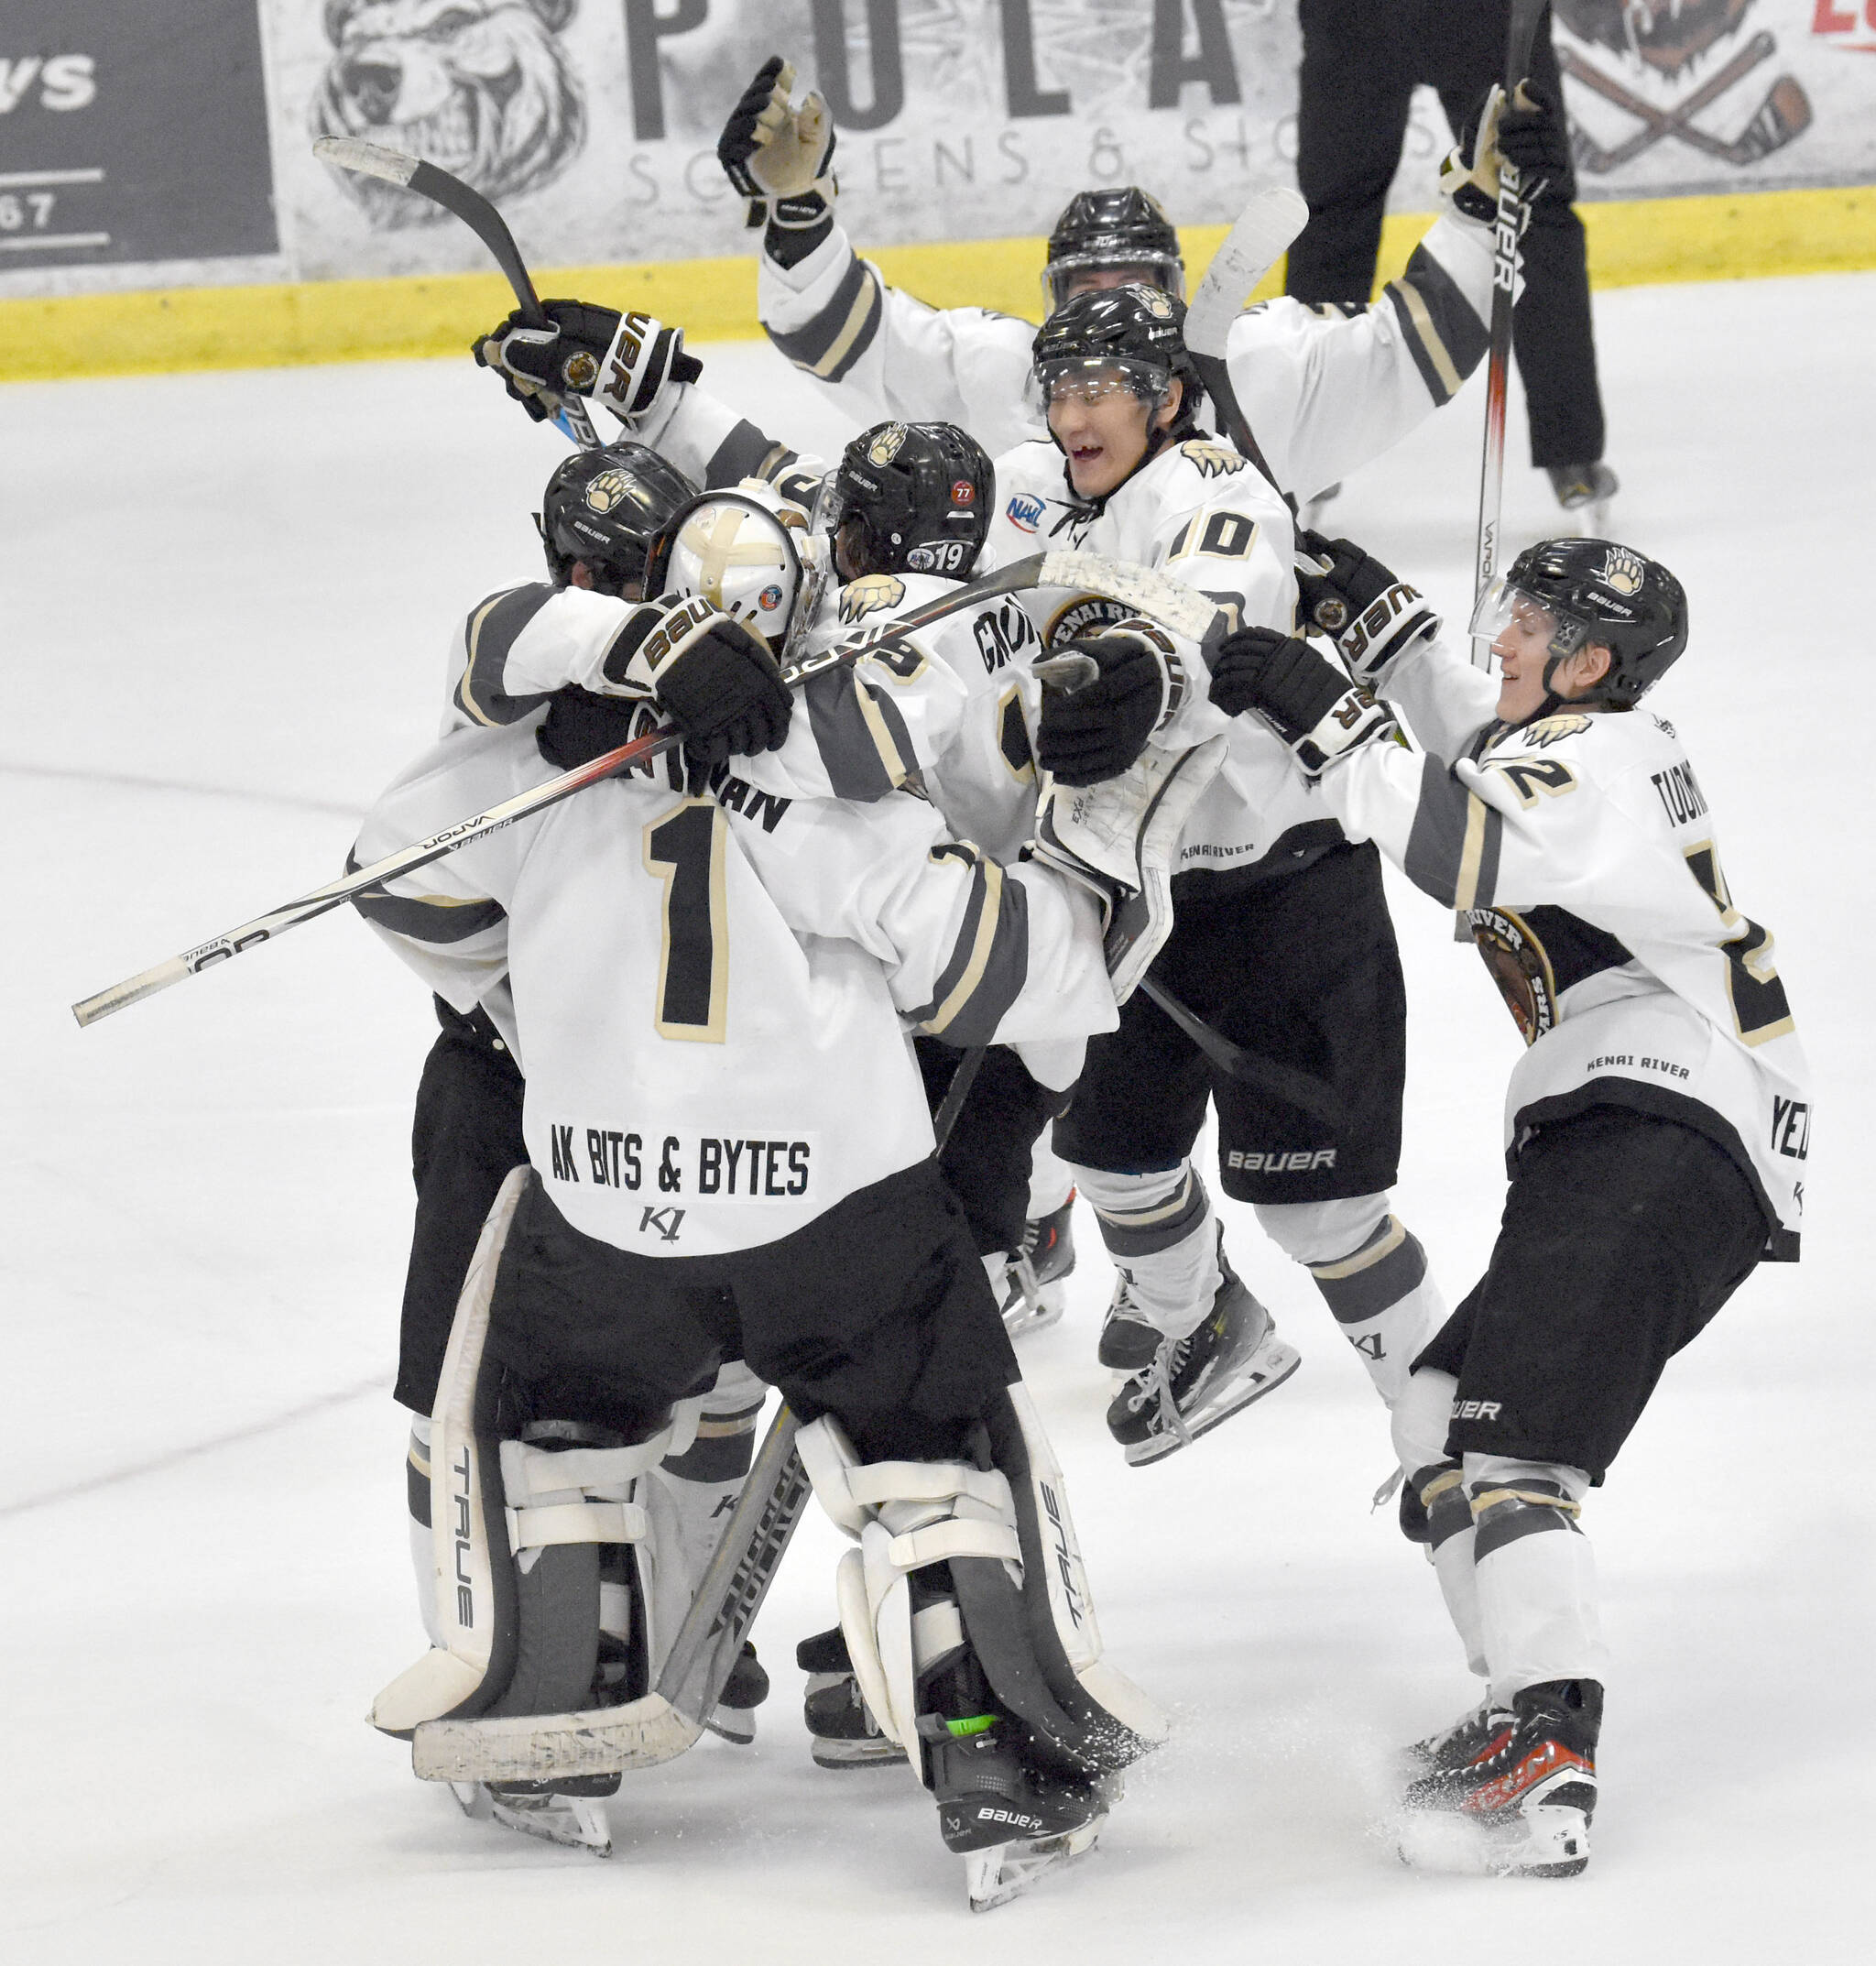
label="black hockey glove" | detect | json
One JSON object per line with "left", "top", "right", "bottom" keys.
{"left": 717, "top": 56, "right": 837, "bottom": 264}
{"left": 1035, "top": 629, "right": 1183, "bottom": 787}
{"left": 1209, "top": 627, "right": 1395, "bottom": 778}
{"left": 604, "top": 596, "right": 794, "bottom": 766}
{"left": 473, "top": 301, "right": 701, "bottom": 425}
{"left": 538, "top": 689, "right": 656, "bottom": 771}
{"left": 1497, "top": 81, "right": 1570, "bottom": 205}
{"left": 1441, "top": 84, "right": 1534, "bottom": 233}
{"left": 1294, "top": 529, "right": 1440, "bottom": 681}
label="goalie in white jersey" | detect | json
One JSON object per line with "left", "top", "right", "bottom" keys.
{"left": 1209, "top": 535, "right": 1808, "bottom": 1879}
{"left": 349, "top": 587, "right": 1218, "bottom": 1901}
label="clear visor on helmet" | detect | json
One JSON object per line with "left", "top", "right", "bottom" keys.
{"left": 1042, "top": 252, "right": 1186, "bottom": 313}
{"left": 661, "top": 493, "right": 805, "bottom": 652}
{"left": 1467, "top": 578, "right": 1588, "bottom": 661}
{"left": 1025, "top": 355, "right": 1170, "bottom": 420}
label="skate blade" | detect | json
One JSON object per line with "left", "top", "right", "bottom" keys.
{"left": 1002, "top": 1285, "right": 1067, "bottom": 1341}
{"left": 704, "top": 1704, "right": 758, "bottom": 1746}
{"left": 487, "top": 1793, "right": 613, "bottom": 1857}
{"left": 450, "top": 1780, "right": 493, "bottom": 1819}
{"left": 1123, "top": 1338, "right": 1303, "bottom": 1466}
{"left": 811, "top": 1737, "right": 910, "bottom": 1771}
{"left": 1397, "top": 1802, "right": 1589, "bottom": 1879}
{"left": 964, "top": 1819, "right": 1102, "bottom": 1912}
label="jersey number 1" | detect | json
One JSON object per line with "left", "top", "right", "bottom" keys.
{"left": 643, "top": 799, "right": 729, "bottom": 1043}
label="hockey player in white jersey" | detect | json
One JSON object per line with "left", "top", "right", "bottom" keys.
{"left": 715, "top": 54, "right": 1503, "bottom": 495}
{"left": 394, "top": 439, "right": 798, "bottom": 1761}
{"left": 349, "top": 661, "right": 1205, "bottom": 1904}
{"left": 1209, "top": 536, "right": 1808, "bottom": 1877}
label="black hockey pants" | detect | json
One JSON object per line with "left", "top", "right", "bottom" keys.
{"left": 1287, "top": 0, "right": 1607, "bottom": 469}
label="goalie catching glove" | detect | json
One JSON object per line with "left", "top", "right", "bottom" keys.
{"left": 1208, "top": 628, "right": 1395, "bottom": 779}
{"left": 717, "top": 56, "right": 837, "bottom": 245}
{"left": 1294, "top": 529, "right": 1441, "bottom": 682}
{"left": 474, "top": 303, "right": 702, "bottom": 428}
{"left": 590, "top": 593, "right": 793, "bottom": 766}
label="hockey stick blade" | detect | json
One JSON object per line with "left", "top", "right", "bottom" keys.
{"left": 1183, "top": 187, "right": 1309, "bottom": 500}
{"left": 71, "top": 551, "right": 1214, "bottom": 1029}
{"left": 412, "top": 1408, "right": 813, "bottom": 1783}
{"left": 314, "top": 137, "right": 599, "bottom": 449}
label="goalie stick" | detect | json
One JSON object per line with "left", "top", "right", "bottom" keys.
{"left": 1472, "top": 0, "right": 1549, "bottom": 670}
{"left": 313, "top": 137, "right": 601, "bottom": 451}
{"left": 414, "top": 1401, "right": 812, "bottom": 1784}
{"left": 71, "top": 549, "right": 1219, "bottom": 1027}
{"left": 1182, "top": 185, "right": 1311, "bottom": 505}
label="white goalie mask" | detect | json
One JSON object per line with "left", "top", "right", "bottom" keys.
{"left": 654, "top": 491, "right": 807, "bottom": 653}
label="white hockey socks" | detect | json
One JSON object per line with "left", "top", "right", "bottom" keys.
{"left": 1074, "top": 1161, "right": 1223, "bottom": 1341}
{"left": 1258, "top": 1196, "right": 1445, "bottom": 1408}
{"left": 1027, "top": 1133, "right": 1077, "bottom": 1219}
{"left": 1394, "top": 1369, "right": 1487, "bottom": 1678}
{"left": 657, "top": 1359, "right": 766, "bottom": 1597}
{"left": 1467, "top": 1454, "right": 1608, "bottom": 1705}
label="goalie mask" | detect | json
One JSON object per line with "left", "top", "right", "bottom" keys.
{"left": 1043, "top": 187, "right": 1185, "bottom": 312}
{"left": 1470, "top": 537, "right": 1689, "bottom": 709}
{"left": 538, "top": 441, "right": 698, "bottom": 597}
{"left": 651, "top": 491, "right": 808, "bottom": 652}
{"left": 814, "top": 421, "right": 994, "bottom": 581}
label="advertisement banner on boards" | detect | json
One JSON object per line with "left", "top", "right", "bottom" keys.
{"left": 0, "top": 0, "right": 277, "bottom": 275}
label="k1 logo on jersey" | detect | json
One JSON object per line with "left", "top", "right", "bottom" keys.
{"left": 1005, "top": 491, "right": 1046, "bottom": 533}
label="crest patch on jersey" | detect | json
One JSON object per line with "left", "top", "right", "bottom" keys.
{"left": 1600, "top": 546, "right": 1645, "bottom": 595}
{"left": 867, "top": 423, "right": 909, "bottom": 465}
{"left": 1180, "top": 440, "right": 1245, "bottom": 478}
{"left": 584, "top": 469, "right": 630, "bottom": 514}
{"left": 1045, "top": 592, "right": 1135, "bottom": 646}
{"left": 839, "top": 573, "right": 907, "bottom": 623}
{"left": 1468, "top": 907, "right": 1557, "bottom": 1047}
{"left": 1006, "top": 491, "right": 1046, "bottom": 533}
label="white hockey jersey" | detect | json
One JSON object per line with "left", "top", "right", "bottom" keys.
{"left": 754, "top": 213, "right": 1496, "bottom": 500}
{"left": 1314, "top": 632, "right": 1809, "bottom": 1254}
{"left": 352, "top": 719, "right": 1117, "bottom": 1256}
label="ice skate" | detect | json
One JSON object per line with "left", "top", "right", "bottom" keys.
{"left": 925, "top": 1714, "right": 1109, "bottom": 1912}
{"left": 1547, "top": 461, "right": 1618, "bottom": 537}
{"left": 704, "top": 1641, "right": 770, "bottom": 1745}
{"left": 998, "top": 1196, "right": 1077, "bottom": 1339}
{"left": 1400, "top": 1678, "right": 1600, "bottom": 1879}
{"left": 1401, "top": 1695, "right": 1513, "bottom": 1776}
{"left": 485, "top": 1775, "right": 618, "bottom": 1856}
{"left": 798, "top": 1626, "right": 908, "bottom": 1769}
{"left": 1096, "top": 1265, "right": 1163, "bottom": 1371}
{"left": 1106, "top": 1251, "right": 1300, "bottom": 1465}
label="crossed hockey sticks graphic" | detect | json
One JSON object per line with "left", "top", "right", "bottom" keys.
{"left": 1561, "top": 35, "right": 1813, "bottom": 172}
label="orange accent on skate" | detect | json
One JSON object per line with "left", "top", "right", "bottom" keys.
{"left": 1462, "top": 1741, "right": 1596, "bottom": 1816}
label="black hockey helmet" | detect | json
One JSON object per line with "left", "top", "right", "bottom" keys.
{"left": 815, "top": 420, "right": 995, "bottom": 580}
{"left": 537, "top": 440, "right": 698, "bottom": 596}
{"left": 1471, "top": 537, "right": 1689, "bottom": 708}
{"left": 1029, "top": 283, "right": 1205, "bottom": 427}
{"left": 1044, "top": 187, "right": 1185, "bottom": 311}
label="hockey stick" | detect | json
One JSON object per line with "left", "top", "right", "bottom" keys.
{"left": 1559, "top": 42, "right": 1809, "bottom": 170}
{"left": 1182, "top": 186, "right": 1311, "bottom": 504}
{"left": 932, "top": 1044, "right": 987, "bottom": 1152}
{"left": 1472, "top": 0, "right": 1550, "bottom": 671}
{"left": 313, "top": 137, "right": 601, "bottom": 451}
{"left": 412, "top": 1402, "right": 813, "bottom": 1783}
{"left": 71, "top": 550, "right": 1219, "bottom": 1027}
{"left": 1563, "top": 34, "right": 1773, "bottom": 172}
{"left": 1137, "top": 976, "right": 1344, "bottom": 1130}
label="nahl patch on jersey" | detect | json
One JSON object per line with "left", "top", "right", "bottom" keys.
{"left": 839, "top": 573, "right": 907, "bottom": 622}
{"left": 1180, "top": 440, "right": 1246, "bottom": 479}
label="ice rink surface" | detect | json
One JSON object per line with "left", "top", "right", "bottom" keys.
{"left": 4, "top": 269, "right": 1872, "bottom": 1963}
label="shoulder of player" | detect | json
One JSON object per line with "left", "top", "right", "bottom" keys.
{"left": 1475, "top": 708, "right": 1696, "bottom": 817}
{"left": 1132, "top": 437, "right": 1288, "bottom": 524}
{"left": 1225, "top": 295, "right": 1364, "bottom": 356}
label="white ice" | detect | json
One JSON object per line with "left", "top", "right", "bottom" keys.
{"left": 3, "top": 270, "right": 1871, "bottom": 1964}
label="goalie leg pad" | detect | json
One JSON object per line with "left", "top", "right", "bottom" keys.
{"left": 372, "top": 1166, "right": 529, "bottom": 1739}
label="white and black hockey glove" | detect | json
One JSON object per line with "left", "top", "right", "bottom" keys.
{"left": 1208, "top": 628, "right": 1396, "bottom": 779}
{"left": 474, "top": 301, "right": 701, "bottom": 426}
{"left": 717, "top": 56, "right": 837, "bottom": 257}
{"left": 601, "top": 594, "right": 794, "bottom": 765}
{"left": 1294, "top": 529, "right": 1441, "bottom": 682}
{"left": 1034, "top": 625, "right": 1190, "bottom": 788}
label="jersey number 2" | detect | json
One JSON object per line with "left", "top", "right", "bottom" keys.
{"left": 1684, "top": 840, "right": 1794, "bottom": 1048}
{"left": 643, "top": 799, "right": 729, "bottom": 1042}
